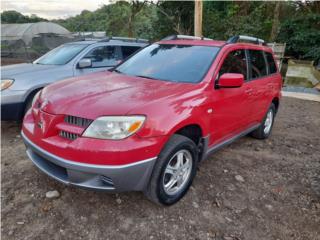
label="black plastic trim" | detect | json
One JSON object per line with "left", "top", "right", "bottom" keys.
{"left": 202, "top": 124, "right": 260, "bottom": 160}
{"left": 1, "top": 102, "right": 25, "bottom": 121}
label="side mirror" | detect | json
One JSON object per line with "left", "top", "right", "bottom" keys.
{"left": 78, "top": 58, "right": 92, "bottom": 69}
{"left": 218, "top": 73, "right": 244, "bottom": 88}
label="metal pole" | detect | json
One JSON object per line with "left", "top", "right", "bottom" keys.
{"left": 194, "top": 0, "right": 203, "bottom": 37}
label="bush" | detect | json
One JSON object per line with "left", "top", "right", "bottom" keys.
{"left": 277, "top": 14, "right": 320, "bottom": 64}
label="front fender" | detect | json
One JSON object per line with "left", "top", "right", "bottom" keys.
{"left": 134, "top": 97, "right": 211, "bottom": 138}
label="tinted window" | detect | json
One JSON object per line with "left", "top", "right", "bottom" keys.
{"left": 83, "top": 46, "right": 120, "bottom": 67}
{"left": 35, "top": 44, "right": 88, "bottom": 65}
{"left": 265, "top": 52, "right": 277, "bottom": 74}
{"left": 116, "top": 44, "right": 220, "bottom": 83}
{"left": 122, "top": 46, "right": 141, "bottom": 59}
{"left": 249, "top": 50, "right": 267, "bottom": 79}
{"left": 219, "top": 50, "right": 247, "bottom": 80}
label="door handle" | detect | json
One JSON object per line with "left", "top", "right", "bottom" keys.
{"left": 267, "top": 83, "right": 274, "bottom": 89}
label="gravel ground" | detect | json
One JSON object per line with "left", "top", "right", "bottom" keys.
{"left": 283, "top": 86, "right": 320, "bottom": 95}
{"left": 1, "top": 97, "right": 320, "bottom": 240}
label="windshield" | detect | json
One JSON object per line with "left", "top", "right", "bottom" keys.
{"left": 115, "top": 44, "right": 220, "bottom": 83}
{"left": 35, "top": 44, "right": 88, "bottom": 65}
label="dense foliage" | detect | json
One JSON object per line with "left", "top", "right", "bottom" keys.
{"left": 1, "top": 10, "right": 47, "bottom": 23}
{"left": 277, "top": 14, "right": 320, "bottom": 63}
{"left": 1, "top": 1, "right": 319, "bottom": 62}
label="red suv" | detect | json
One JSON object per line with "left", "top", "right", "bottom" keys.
{"left": 22, "top": 35, "right": 282, "bottom": 205}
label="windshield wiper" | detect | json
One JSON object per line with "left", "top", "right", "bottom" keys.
{"left": 112, "top": 69, "right": 123, "bottom": 74}
{"left": 135, "top": 75, "right": 157, "bottom": 80}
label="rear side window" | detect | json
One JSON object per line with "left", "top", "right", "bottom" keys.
{"left": 83, "top": 46, "right": 120, "bottom": 67}
{"left": 219, "top": 50, "right": 247, "bottom": 80}
{"left": 121, "top": 46, "right": 141, "bottom": 59}
{"left": 265, "top": 52, "right": 277, "bottom": 74}
{"left": 249, "top": 50, "right": 267, "bottom": 79}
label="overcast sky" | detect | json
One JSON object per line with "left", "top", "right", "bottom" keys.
{"left": 2, "top": 0, "right": 112, "bottom": 19}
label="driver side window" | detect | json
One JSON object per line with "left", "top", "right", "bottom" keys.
{"left": 219, "top": 50, "right": 248, "bottom": 81}
{"left": 83, "top": 46, "right": 120, "bottom": 68}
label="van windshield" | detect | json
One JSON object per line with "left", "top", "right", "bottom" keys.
{"left": 34, "top": 44, "right": 88, "bottom": 65}
{"left": 115, "top": 44, "right": 220, "bottom": 83}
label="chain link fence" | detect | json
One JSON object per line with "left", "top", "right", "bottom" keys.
{"left": 1, "top": 33, "right": 78, "bottom": 65}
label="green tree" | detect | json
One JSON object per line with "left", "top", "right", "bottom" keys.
{"left": 1, "top": 10, "right": 47, "bottom": 23}
{"left": 277, "top": 13, "right": 320, "bottom": 63}
{"left": 151, "top": 1, "right": 194, "bottom": 39}
{"left": 3, "top": 1, "right": 319, "bottom": 63}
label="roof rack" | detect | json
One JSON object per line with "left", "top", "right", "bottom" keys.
{"left": 79, "top": 37, "right": 103, "bottom": 41}
{"left": 227, "top": 35, "right": 266, "bottom": 45}
{"left": 161, "top": 34, "right": 212, "bottom": 41}
{"left": 98, "top": 36, "right": 149, "bottom": 43}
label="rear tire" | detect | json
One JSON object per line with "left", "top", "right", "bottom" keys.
{"left": 250, "top": 103, "right": 276, "bottom": 139}
{"left": 144, "top": 134, "right": 198, "bottom": 205}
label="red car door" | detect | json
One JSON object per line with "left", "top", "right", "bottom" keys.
{"left": 247, "top": 49, "right": 272, "bottom": 122}
{"left": 207, "top": 48, "right": 255, "bottom": 147}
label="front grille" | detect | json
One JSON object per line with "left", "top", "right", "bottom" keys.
{"left": 100, "top": 175, "right": 114, "bottom": 187}
{"left": 59, "top": 130, "right": 78, "bottom": 140}
{"left": 64, "top": 115, "right": 92, "bottom": 128}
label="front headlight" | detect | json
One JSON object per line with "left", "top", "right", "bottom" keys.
{"left": 1, "top": 79, "right": 14, "bottom": 91}
{"left": 82, "top": 116, "right": 146, "bottom": 140}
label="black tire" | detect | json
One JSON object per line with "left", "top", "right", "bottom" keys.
{"left": 23, "top": 90, "right": 40, "bottom": 116}
{"left": 250, "top": 103, "right": 276, "bottom": 139}
{"left": 24, "top": 97, "right": 33, "bottom": 115}
{"left": 144, "top": 134, "right": 198, "bottom": 205}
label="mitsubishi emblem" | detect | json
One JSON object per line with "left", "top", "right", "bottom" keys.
{"left": 37, "top": 121, "right": 43, "bottom": 129}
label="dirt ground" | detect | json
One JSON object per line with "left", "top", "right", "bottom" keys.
{"left": 1, "top": 97, "right": 320, "bottom": 240}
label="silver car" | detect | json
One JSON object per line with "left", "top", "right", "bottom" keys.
{"left": 1, "top": 37, "right": 148, "bottom": 121}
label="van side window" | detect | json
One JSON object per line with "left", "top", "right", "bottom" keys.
{"left": 83, "top": 46, "right": 120, "bottom": 67}
{"left": 249, "top": 50, "right": 267, "bottom": 79}
{"left": 121, "top": 46, "right": 141, "bottom": 59}
{"left": 265, "top": 52, "right": 278, "bottom": 74}
{"left": 219, "top": 50, "right": 247, "bottom": 80}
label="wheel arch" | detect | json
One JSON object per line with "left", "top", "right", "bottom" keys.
{"left": 169, "top": 122, "right": 208, "bottom": 162}
{"left": 174, "top": 124, "right": 203, "bottom": 145}
{"left": 23, "top": 87, "right": 43, "bottom": 112}
{"left": 272, "top": 97, "right": 280, "bottom": 113}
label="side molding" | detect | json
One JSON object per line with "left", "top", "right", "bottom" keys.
{"left": 201, "top": 124, "right": 260, "bottom": 161}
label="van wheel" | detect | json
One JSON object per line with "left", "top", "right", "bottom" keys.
{"left": 144, "top": 134, "right": 198, "bottom": 205}
{"left": 250, "top": 103, "right": 276, "bottom": 139}
{"left": 24, "top": 90, "right": 40, "bottom": 115}
{"left": 24, "top": 97, "right": 33, "bottom": 115}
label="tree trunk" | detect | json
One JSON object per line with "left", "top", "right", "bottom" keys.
{"left": 270, "top": 2, "right": 281, "bottom": 42}
{"left": 128, "top": 1, "right": 146, "bottom": 37}
{"left": 128, "top": 15, "right": 133, "bottom": 37}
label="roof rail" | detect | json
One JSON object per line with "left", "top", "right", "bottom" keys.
{"left": 79, "top": 37, "right": 103, "bottom": 41}
{"left": 98, "top": 36, "right": 149, "bottom": 43}
{"left": 161, "top": 34, "right": 212, "bottom": 41}
{"left": 227, "top": 35, "right": 266, "bottom": 45}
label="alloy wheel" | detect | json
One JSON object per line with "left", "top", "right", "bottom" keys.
{"left": 162, "top": 149, "right": 193, "bottom": 196}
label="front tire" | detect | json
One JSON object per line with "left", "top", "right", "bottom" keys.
{"left": 24, "top": 91, "right": 38, "bottom": 115}
{"left": 144, "top": 134, "right": 198, "bottom": 205}
{"left": 250, "top": 103, "right": 276, "bottom": 139}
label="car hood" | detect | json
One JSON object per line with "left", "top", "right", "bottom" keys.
{"left": 40, "top": 71, "right": 199, "bottom": 119}
{"left": 1, "top": 63, "right": 73, "bottom": 91}
{"left": 1, "top": 63, "right": 58, "bottom": 78}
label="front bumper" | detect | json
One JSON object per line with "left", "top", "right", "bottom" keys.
{"left": 22, "top": 131, "right": 157, "bottom": 192}
{"left": 1, "top": 89, "right": 26, "bottom": 121}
